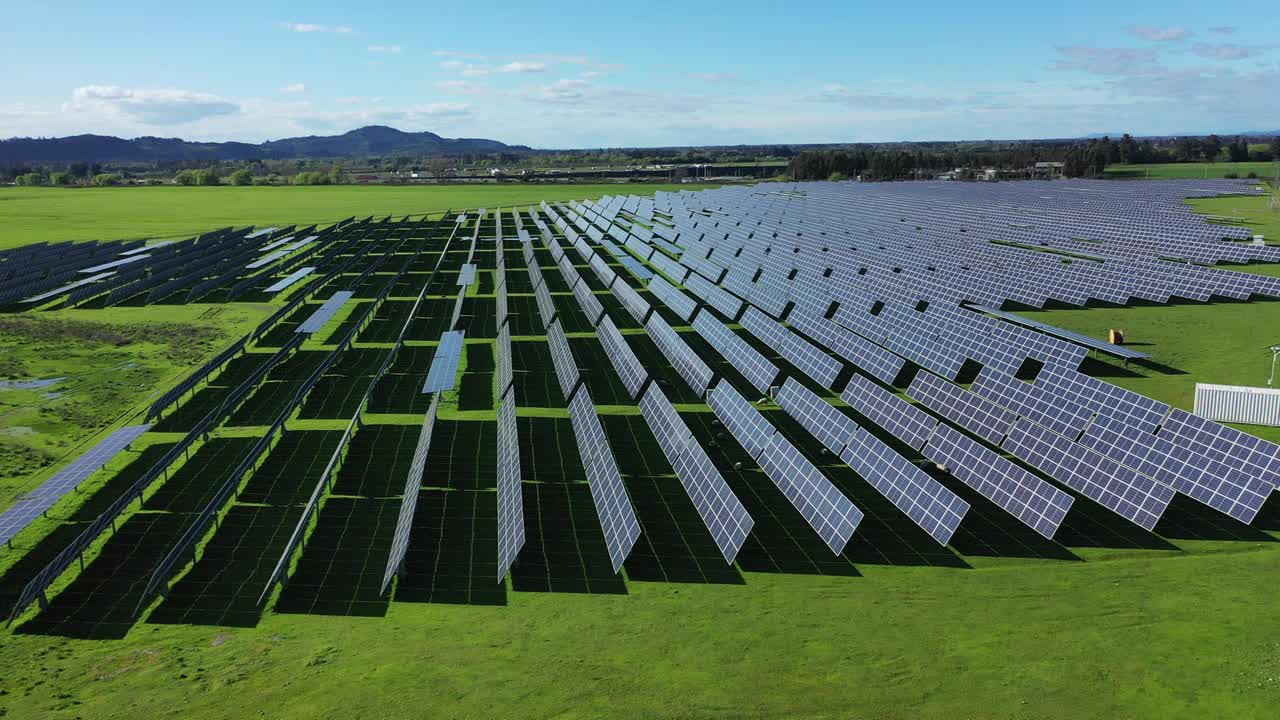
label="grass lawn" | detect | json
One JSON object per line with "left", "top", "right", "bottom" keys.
{"left": 1105, "top": 161, "right": 1280, "bottom": 180}
{"left": 0, "top": 305, "right": 269, "bottom": 509}
{"left": 1187, "top": 194, "right": 1280, "bottom": 245}
{"left": 1, "top": 192, "right": 1279, "bottom": 720}
{"left": 0, "top": 183, "right": 719, "bottom": 250}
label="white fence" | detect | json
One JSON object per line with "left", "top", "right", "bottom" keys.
{"left": 1193, "top": 383, "right": 1280, "bottom": 427}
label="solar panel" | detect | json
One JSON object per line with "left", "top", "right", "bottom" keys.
{"left": 907, "top": 372, "right": 1016, "bottom": 446}
{"left": 644, "top": 315, "right": 713, "bottom": 394}
{"left": 21, "top": 271, "right": 117, "bottom": 304}
{"left": 971, "top": 305, "right": 1149, "bottom": 360}
{"left": 739, "top": 308, "right": 842, "bottom": 388}
{"left": 264, "top": 267, "right": 316, "bottom": 293}
{"left": 839, "top": 429, "right": 969, "bottom": 545}
{"left": 571, "top": 278, "right": 606, "bottom": 326}
{"left": 496, "top": 391, "right": 525, "bottom": 580}
{"left": 546, "top": 320, "right": 581, "bottom": 399}
{"left": 970, "top": 368, "right": 1093, "bottom": 440}
{"left": 638, "top": 385, "right": 754, "bottom": 563}
{"left": 1002, "top": 419, "right": 1174, "bottom": 531}
{"left": 596, "top": 316, "right": 648, "bottom": 399}
{"left": 245, "top": 226, "right": 279, "bottom": 239}
{"left": 618, "top": 255, "right": 654, "bottom": 281}
{"left": 297, "top": 291, "right": 354, "bottom": 334}
{"left": 706, "top": 381, "right": 777, "bottom": 458}
{"left": 534, "top": 282, "right": 558, "bottom": 328}
{"left": 840, "top": 374, "right": 938, "bottom": 451}
{"left": 257, "top": 235, "right": 297, "bottom": 252}
{"left": 589, "top": 254, "right": 618, "bottom": 287}
{"left": 458, "top": 263, "right": 477, "bottom": 286}
{"left": 787, "top": 307, "right": 905, "bottom": 385}
{"left": 683, "top": 272, "right": 743, "bottom": 320}
{"left": 648, "top": 276, "right": 699, "bottom": 322}
{"left": 380, "top": 397, "right": 439, "bottom": 594}
{"left": 1033, "top": 364, "right": 1169, "bottom": 433}
{"left": 757, "top": 433, "right": 863, "bottom": 555}
{"left": 497, "top": 323, "right": 514, "bottom": 397}
{"left": 772, "top": 378, "right": 967, "bottom": 545}
{"left": 246, "top": 249, "right": 289, "bottom": 269}
{"left": 0, "top": 424, "right": 151, "bottom": 546}
{"left": 921, "top": 423, "right": 1074, "bottom": 539}
{"left": 422, "top": 330, "right": 466, "bottom": 392}
{"left": 1079, "top": 412, "right": 1274, "bottom": 524}
{"left": 611, "top": 277, "right": 653, "bottom": 324}
{"left": 77, "top": 255, "right": 149, "bottom": 274}
{"left": 691, "top": 314, "right": 778, "bottom": 393}
{"left": 772, "top": 378, "right": 858, "bottom": 455}
{"left": 568, "top": 390, "right": 641, "bottom": 571}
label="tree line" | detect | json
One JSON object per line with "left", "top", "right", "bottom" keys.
{"left": 787, "top": 135, "right": 1280, "bottom": 181}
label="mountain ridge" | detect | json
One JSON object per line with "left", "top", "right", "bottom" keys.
{"left": 0, "top": 125, "right": 529, "bottom": 164}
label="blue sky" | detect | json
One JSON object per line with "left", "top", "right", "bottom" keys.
{"left": 3, "top": 1, "right": 1277, "bottom": 147}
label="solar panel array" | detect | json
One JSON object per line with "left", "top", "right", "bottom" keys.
{"left": 11, "top": 183, "right": 1280, "bottom": 634}
{"left": 645, "top": 315, "right": 713, "bottom": 394}
{"left": 774, "top": 379, "right": 968, "bottom": 545}
{"left": 907, "top": 372, "right": 1016, "bottom": 446}
{"left": 840, "top": 374, "right": 937, "bottom": 451}
{"left": 757, "top": 433, "right": 863, "bottom": 555}
{"left": 422, "top": 330, "right": 466, "bottom": 392}
{"left": 921, "top": 423, "right": 1074, "bottom": 539}
{"left": 1003, "top": 419, "right": 1175, "bottom": 531}
{"left": 638, "top": 385, "right": 754, "bottom": 563}
{"left": 546, "top": 320, "right": 581, "bottom": 399}
{"left": 739, "top": 308, "right": 842, "bottom": 388}
{"left": 381, "top": 397, "right": 439, "bottom": 594}
{"left": 596, "top": 316, "right": 648, "bottom": 399}
{"left": 496, "top": 390, "right": 525, "bottom": 580}
{"left": 568, "top": 390, "right": 641, "bottom": 571}
{"left": 690, "top": 313, "right": 778, "bottom": 393}
{"left": 0, "top": 424, "right": 151, "bottom": 546}
{"left": 706, "top": 381, "right": 777, "bottom": 458}
{"left": 297, "top": 292, "right": 354, "bottom": 334}
{"left": 648, "top": 276, "right": 699, "bottom": 322}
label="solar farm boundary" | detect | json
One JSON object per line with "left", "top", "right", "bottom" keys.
{"left": 6, "top": 334, "right": 305, "bottom": 625}
{"left": 9, "top": 216, "right": 443, "bottom": 624}
{"left": 145, "top": 218, "right": 382, "bottom": 421}
{"left": 136, "top": 326, "right": 367, "bottom": 613}
{"left": 145, "top": 218, "right": 448, "bottom": 612}
{"left": 257, "top": 214, "right": 458, "bottom": 607}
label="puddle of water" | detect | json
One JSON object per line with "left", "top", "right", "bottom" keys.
{"left": 0, "top": 377, "right": 66, "bottom": 390}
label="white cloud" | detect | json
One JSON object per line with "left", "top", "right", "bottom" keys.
{"left": 1208, "top": 26, "right": 1236, "bottom": 35}
{"left": 691, "top": 71, "right": 738, "bottom": 82}
{"left": 432, "top": 50, "right": 486, "bottom": 59}
{"left": 1125, "top": 25, "right": 1191, "bottom": 42}
{"left": 64, "top": 85, "right": 239, "bottom": 125}
{"left": 369, "top": 45, "right": 402, "bottom": 54}
{"left": 580, "top": 70, "right": 607, "bottom": 79}
{"left": 280, "top": 22, "right": 354, "bottom": 34}
{"left": 499, "top": 61, "right": 547, "bottom": 73}
{"left": 1191, "top": 43, "right": 1275, "bottom": 60}
{"left": 440, "top": 60, "right": 465, "bottom": 70}
{"left": 279, "top": 83, "right": 307, "bottom": 94}
{"left": 1050, "top": 46, "right": 1157, "bottom": 75}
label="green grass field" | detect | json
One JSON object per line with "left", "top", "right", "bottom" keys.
{"left": 1187, "top": 194, "right": 1280, "bottom": 245}
{"left": 1, "top": 185, "right": 1279, "bottom": 719}
{"left": 0, "top": 184, "right": 718, "bottom": 250}
{"left": 1105, "top": 161, "right": 1280, "bottom": 180}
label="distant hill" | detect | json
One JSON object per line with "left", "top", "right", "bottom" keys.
{"left": 0, "top": 126, "right": 528, "bottom": 164}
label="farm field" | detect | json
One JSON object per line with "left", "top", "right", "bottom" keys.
{"left": 1, "top": 183, "right": 1279, "bottom": 720}
{"left": 1106, "top": 161, "right": 1280, "bottom": 180}
{"left": 0, "top": 184, "right": 719, "bottom": 250}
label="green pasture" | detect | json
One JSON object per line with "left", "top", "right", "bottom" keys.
{"left": 0, "top": 186, "right": 1278, "bottom": 720}
{"left": 0, "top": 183, "right": 718, "bottom": 250}
{"left": 1105, "top": 161, "right": 1280, "bottom": 180}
